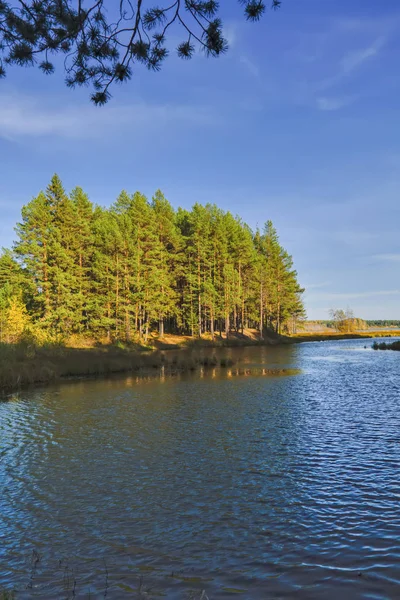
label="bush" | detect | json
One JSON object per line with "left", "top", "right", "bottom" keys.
{"left": 372, "top": 340, "right": 400, "bottom": 351}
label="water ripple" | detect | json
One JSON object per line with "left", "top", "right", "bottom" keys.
{"left": 0, "top": 339, "right": 400, "bottom": 598}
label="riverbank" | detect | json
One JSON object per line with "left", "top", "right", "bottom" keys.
{"left": 1, "top": 329, "right": 399, "bottom": 394}
{"left": 0, "top": 342, "right": 239, "bottom": 394}
{"left": 0, "top": 330, "right": 279, "bottom": 393}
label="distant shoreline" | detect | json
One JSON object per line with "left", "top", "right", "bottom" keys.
{"left": 290, "top": 330, "right": 400, "bottom": 342}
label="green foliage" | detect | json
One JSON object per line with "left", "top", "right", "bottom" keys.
{"left": 0, "top": 0, "right": 281, "bottom": 103}
{"left": 367, "top": 320, "right": 400, "bottom": 328}
{"left": 4, "top": 175, "right": 305, "bottom": 343}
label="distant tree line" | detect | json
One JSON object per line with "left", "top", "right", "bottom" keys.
{"left": 366, "top": 320, "right": 400, "bottom": 328}
{"left": 0, "top": 175, "right": 305, "bottom": 344}
{"left": 307, "top": 318, "right": 400, "bottom": 330}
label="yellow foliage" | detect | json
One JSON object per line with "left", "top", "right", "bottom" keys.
{"left": 21, "top": 323, "right": 66, "bottom": 346}
{"left": 336, "top": 317, "right": 367, "bottom": 333}
{"left": 4, "top": 296, "right": 30, "bottom": 343}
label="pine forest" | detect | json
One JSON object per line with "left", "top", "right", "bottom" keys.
{"left": 0, "top": 175, "right": 305, "bottom": 344}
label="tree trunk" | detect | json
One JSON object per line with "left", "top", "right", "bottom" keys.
{"left": 79, "top": 251, "right": 83, "bottom": 330}
{"left": 115, "top": 253, "right": 119, "bottom": 338}
{"left": 210, "top": 307, "right": 215, "bottom": 341}
{"left": 139, "top": 316, "right": 142, "bottom": 340}
{"left": 136, "top": 235, "right": 140, "bottom": 335}
{"left": 189, "top": 256, "right": 194, "bottom": 336}
{"left": 277, "top": 301, "right": 281, "bottom": 334}
{"left": 159, "top": 317, "right": 164, "bottom": 338}
{"left": 43, "top": 242, "right": 49, "bottom": 319}
{"left": 106, "top": 264, "right": 111, "bottom": 342}
{"left": 241, "top": 296, "right": 245, "bottom": 335}
{"left": 124, "top": 250, "right": 130, "bottom": 341}
{"left": 225, "top": 311, "right": 229, "bottom": 338}
{"left": 238, "top": 261, "right": 242, "bottom": 333}
{"left": 197, "top": 255, "right": 201, "bottom": 338}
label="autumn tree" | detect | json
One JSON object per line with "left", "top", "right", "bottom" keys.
{"left": 329, "top": 308, "right": 357, "bottom": 333}
{"left": 0, "top": 250, "right": 30, "bottom": 342}
{"left": 3, "top": 295, "right": 30, "bottom": 343}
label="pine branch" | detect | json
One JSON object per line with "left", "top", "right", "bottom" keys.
{"left": 0, "top": 0, "right": 282, "bottom": 102}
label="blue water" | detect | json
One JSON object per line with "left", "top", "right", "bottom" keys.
{"left": 1, "top": 339, "right": 399, "bottom": 599}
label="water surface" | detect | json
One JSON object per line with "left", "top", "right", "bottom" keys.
{"left": 1, "top": 339, "right": 400, "bottom": 598}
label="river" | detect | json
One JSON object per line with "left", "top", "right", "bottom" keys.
{"left": 1, "top": 339, "right": 399, "bottom": 599}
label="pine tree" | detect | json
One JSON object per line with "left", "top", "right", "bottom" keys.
{"left": 151, "top": 190, "right": 181, "bottom": 337}
{"left": 70, "top": 187, "right": 95, "bottom": 332}
{"left": 14, "top": 192, "right": 53, "bottom": 321}
{"left": 50, "top": 185, "right": 79, "bottom": 333}
{"left": 128, "top": 192, "right": 159, "bottom": 341}
{"left": 111, "top": 191, "right": 135, "bottom": 339}
{"left": 91, "top": 207, "right": 117, "bottom": 340}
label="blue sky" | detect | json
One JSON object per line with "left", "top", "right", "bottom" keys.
{"left": 1, "top": 0, "right": 400, "bottom": 319}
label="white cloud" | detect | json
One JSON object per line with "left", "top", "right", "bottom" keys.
{"left": 334, "top": 15, "right": 399, "bottom": 34}
{"left": 341, "top": 36, "right": 386, "bottom": 74}
{"left": 373, "top": 253, "right": 400, "bottom": 262}
{"left": 312, "top": 290, "right": 400, "bottom": 301}
{"left": 239, "top": 55, "right": 260, "bottom": 78}
{"left": 0, "top": 92, "right": 216, "bottom": 140}
{"left": 331, "top": 230, "right": 379, "bottom": 245}
{"left": 308, "top": 28, "right": 389, "bottom": 105}
{"left": 224, "top": 22, "right": 239, "bottom": 49}
{"left": 304, "top": 282, "right": 331, "bottom": 290}
{"left": 316, "top": 96, "right": 355, "bottom": 111}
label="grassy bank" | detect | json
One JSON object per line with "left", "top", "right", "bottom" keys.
{"left": 372, "top": 340, "right": 400, "bottom": 351}
{"left": 2, "top": 329, "right": 399, "bottom": 394}
{"left": 0, "top": 342, "right": 237, "bottom": 394}
{"left": 145, "top": 328, "right": 285, "bottom": 350}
